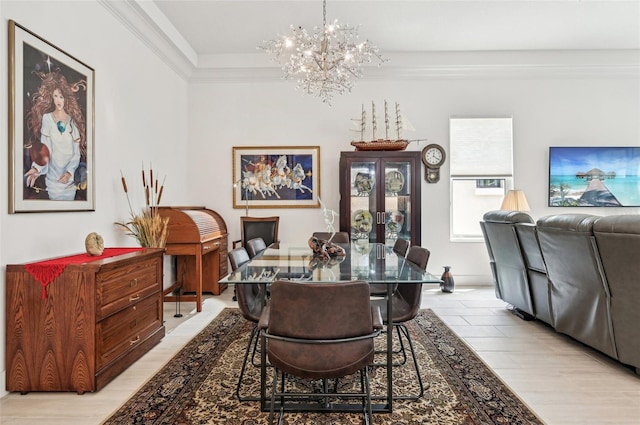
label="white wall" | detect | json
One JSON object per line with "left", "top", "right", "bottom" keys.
{"left": 0, "top": 1, "right": 191, "bottom": 395}
{"left": 187, "top": 58, "right": 640, "bottom": 285}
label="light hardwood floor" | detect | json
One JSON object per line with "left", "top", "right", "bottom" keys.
{"left": 1, "top": 286, "right": 638, "bottom": 424}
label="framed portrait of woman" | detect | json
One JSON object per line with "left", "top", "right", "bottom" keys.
{"left": 8, "top": 20, "right": 95, "bottom": 213}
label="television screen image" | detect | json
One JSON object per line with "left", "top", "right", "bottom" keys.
{"left": 549, "top": 146, "right": 640, "bottom": 207}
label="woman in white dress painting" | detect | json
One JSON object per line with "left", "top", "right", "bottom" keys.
{"left": 24, "top": 71, "right": 86, "bottom": 201}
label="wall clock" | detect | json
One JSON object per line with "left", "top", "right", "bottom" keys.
{"left": 421, "top": 144, "right": 446, "bottom": 183}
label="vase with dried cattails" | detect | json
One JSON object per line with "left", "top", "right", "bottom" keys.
{"left": 116, "top": 163, "right": 169, "bottom": 248}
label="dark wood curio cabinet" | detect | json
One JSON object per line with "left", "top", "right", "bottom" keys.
{"left": 339, "top": 151, "right": 421, "bottom": 247}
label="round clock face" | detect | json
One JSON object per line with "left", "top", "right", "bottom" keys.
{"left": 422, "top": 144, "right": 446, "bottom": 167}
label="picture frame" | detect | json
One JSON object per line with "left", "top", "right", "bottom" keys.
{"left": 233, "top": 146, "right": 320, "bottom": 209}
{"left": 549, "top": 146, "right": 640, "bottom": 207}
{"left": 8, "top": 20, "right": 95, "bottom": 213}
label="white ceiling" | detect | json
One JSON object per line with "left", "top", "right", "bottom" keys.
{"left": 152, "top": 0, "right": 640, "bottom": 58}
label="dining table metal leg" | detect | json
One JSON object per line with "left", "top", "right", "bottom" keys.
{"left": 387, "top": 280, "right": 394, "bottom": 412}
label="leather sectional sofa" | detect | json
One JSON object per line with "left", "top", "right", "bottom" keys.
{"left": 481, "top": 210, "right": 639, "bottom": 374}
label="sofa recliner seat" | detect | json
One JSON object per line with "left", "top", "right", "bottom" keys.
{"left": 481, "top": 211, "right": 640, "bottom": 374}
{"left": 480, "top": 210, "right": 536, "bottom": 318}
{"left": 514, "top": 222, "right": 553, "bottom": 326}
{"left": 593, "top": 215, "right": 640, "bottom": 373}
{"left": 535, "top": 214, "right": 617, "bottom": 360}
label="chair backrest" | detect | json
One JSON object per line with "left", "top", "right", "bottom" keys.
{"left": 240, "top": 216, "right": 279, "bottom": 248}
{"left": 392, "top": 238, "right": 410, "bottom": 257}
{"left": 265, "top": 279, "right": 376, "bottom": 379}
{"left": 246, "top": 237, "right": 267, "bottom": 258}
{"left": 312, "top": 231, "right": 350, "bottom": 244}
{"left": 405, "top": 246, "right": 430, "bottom": 272}
{"left": 228, "top": 247, "right": 250, "bottom": 271}
{"left": 268, "top": 280, "right": 373, "bottom": 339}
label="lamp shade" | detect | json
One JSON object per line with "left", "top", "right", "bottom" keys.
{"left": 501, "top": 190, "right": 530, "bottom": 211}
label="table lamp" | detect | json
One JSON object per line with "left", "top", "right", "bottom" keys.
{"left": 500, "top": 189, "right": 530, "bottom": 211}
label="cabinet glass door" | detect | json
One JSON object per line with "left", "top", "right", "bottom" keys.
{"left": 348, "top": 160, "right": 377, "bottom": 242}
{"left": 383, "top": 160, "right": 412, "bottom": 246}
{"left": 340, "top": 151, "right": 421, "bottom": 247}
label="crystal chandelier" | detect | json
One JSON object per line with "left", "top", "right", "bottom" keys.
{"left": 260, "top": 0, "right": 385, "bottom": 104}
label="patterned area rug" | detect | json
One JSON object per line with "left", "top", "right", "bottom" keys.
{"left": 103, "top": 308, "right": 543, "bottom": 424}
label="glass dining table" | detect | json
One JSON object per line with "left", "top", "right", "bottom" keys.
{"left": 220, "top": 241, "right": 442, "bottom": 413}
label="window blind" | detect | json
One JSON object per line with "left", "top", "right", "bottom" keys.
{"left": 450, "top": 117, "right": 513, "bottom": 176}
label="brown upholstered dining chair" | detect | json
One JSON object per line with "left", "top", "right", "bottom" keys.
{"left": 259, "top": 279, "right": 382, "bottom": 424}
{"left": 392, "top": 238, "right": 410, "bottom": 257}
{"left": 372, "top": 245, "right": 430, "bottom": 400}
{"left": 234, "top": 216, "right": 280, "bottom": 250}
{"left": 246, "top": 237, "right": 267, "bottom": 258}
{"left": 405, "top": 245, "right": 430, "bottom": 271}
{"left": 228, "top": 247, "right": 266, "bottom": 402}
{"left": 228, "top": 246, "right": 250, "bottom": 271}
{"left": 311, "top": 231, "right": 350, "bottom": 244}
{"left": 228, "top": 246, "right": 250, "bottom": 302}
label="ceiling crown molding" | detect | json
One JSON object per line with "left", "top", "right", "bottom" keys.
{"left": 98, "top": 0, "right": 196, "bottom": 79}
{"left": 191, "top": 50, "right": 640, "bottom": 83}
{"left": 100, "top": 2, "right": 639, "bottom": 84}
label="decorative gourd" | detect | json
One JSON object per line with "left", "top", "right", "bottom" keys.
{"left": 85, "top": 232, "right": 104, "bottom": 256}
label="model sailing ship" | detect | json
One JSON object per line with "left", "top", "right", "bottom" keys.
{"left": 350, "top": 101, "right": 415, "bottom": 151}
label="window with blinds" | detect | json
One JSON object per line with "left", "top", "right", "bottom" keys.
{"left": 449, "top": 117, "right": 514, "bottom": 241}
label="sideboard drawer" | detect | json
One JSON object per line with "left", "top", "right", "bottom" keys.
{"left": 97, "top": 294, "right": 162, "bottom": 370}
{"left": 98, "top": 257, "right": 161, "bottom": 319}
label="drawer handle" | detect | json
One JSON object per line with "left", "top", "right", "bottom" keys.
{"left": 203, "top": 245, "right": 211, "bottom": 251}
{"left": 129, "top": 294, "right": 140, "bottom": 302}
{"left": 130, "top": 278, "right": 138, "bottom": 288}
{"left": 130, "top": 335, "right": 140, "bottom": 345}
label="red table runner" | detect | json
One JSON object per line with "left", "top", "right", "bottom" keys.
{"left": 25, "top": 248, "right": 144, "bottom": 299}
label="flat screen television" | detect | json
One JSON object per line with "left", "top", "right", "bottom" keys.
{"left": 548, "top": 146, "right": 640, "bottom": 207}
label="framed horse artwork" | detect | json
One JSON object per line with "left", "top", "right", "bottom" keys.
{"left": 232, "top": 146, "right": 320, "bottom": 209}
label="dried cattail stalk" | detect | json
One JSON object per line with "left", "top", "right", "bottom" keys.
{"left": 120, "top": 170, "right": 134, "bottom": 216}
{"left": 157, "top": 185, "right": 164, "bottom": 205}
{"left": 117, "top": 163, "right": 169, "bottom": 248}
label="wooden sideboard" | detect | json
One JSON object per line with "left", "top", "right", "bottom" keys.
{"left": 5, "top": 249, "right": 165, "bottom": 394}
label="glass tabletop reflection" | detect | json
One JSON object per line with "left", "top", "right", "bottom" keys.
{"left": 221, "top": 242, "right": 441, "bottom": 284}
